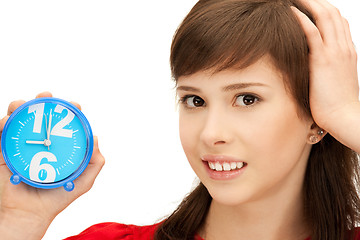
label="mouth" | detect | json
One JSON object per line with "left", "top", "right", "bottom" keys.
{"left": 207, "top": 161, "right": 247, "bottom": 172}
{"left": 201, "top": 155, "right": 247, "bottom": 180}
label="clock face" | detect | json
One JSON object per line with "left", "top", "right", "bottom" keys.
{"left": 1, "top": 98, "right": 93, "bottom": 189}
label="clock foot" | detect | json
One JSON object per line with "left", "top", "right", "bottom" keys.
{"left": 64, "top": 181, "right": 74, "bottom": 192}
{"left": 10, "top": 174, "right": 21, "bottom": 185}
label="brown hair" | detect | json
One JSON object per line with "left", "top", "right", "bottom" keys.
{"left": 155, "top": 0, "right": 360, "bottom": 239}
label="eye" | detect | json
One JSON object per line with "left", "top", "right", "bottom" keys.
{"left": 235, "top": 94, "right": 259, "bottom": 107}
{"left": 179, "top": 95, "right": 205, "bottom": 108}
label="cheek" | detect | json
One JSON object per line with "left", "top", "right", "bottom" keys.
{"left": 243, "top": 102, "right": 310, "bottom": 169}
{"left": 179, "top": 114, "right": 198, "bottom": 159}
{"left": 178, "top": 111, "right": 209, "bottom": 176}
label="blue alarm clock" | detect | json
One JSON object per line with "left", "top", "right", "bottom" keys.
{"left": 1, "top": 98, "right": 93, "bottom": 192}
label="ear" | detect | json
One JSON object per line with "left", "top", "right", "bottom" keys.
{"left": 307, "top": 122, "right": 327, "bottom": 145}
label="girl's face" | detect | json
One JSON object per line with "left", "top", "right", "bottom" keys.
{"left": 177, "top": 57, "right": 314, "bottom": 206}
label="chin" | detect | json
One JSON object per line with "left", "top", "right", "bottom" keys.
{"left": 204, "top": 181, "right": 256, "bottom": 207}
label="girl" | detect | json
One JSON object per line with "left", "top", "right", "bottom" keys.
{"left": 1, "top": 0, "right": 359, "bottom": 239}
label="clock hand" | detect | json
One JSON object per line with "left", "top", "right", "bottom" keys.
{"left": 47, "top": 109, "right": 52, "bottom": 141}
{"left": 44, "top": 113, "right": 48, "bottom": 139}
{"left": 45, "top": 109, "right": 53, "bottom": 150}
{"left": 26, "top": 140, "right": 45, "bottom": 145}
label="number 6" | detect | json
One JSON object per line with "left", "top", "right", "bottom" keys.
{"left": 29, "top": 152, "right": 57, "bottom": 183}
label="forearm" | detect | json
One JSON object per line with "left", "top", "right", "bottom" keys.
{"left": 0, "top": 209, "right": 51, "bottom": 240}
{"left": 324, "top": 102, "right": 360, "bottom": 154}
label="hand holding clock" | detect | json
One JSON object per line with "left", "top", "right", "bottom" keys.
{"left": 0, "top": 92, "right": 105, "bottom": 240}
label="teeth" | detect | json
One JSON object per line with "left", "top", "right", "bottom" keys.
{"left": 209, "top": 162, "right": 215, "bottom": 170}
{"left": 208, "top": 162, "right": 245, "bottom": 171}
{"left": 237, "top": 162, "right": 244, "bottom": 169}
{"left": 230, "top": 162, "right": 237, "bottom": 170}
{"left": 223, "top": 163, "right": 231, "bottom": 171}
{"left": 215, "top": 162, "right": 222, "bottom": 171}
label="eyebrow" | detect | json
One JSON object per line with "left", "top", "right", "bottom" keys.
{"left": 176, "top": 83, "right": 269, "bottom": 92}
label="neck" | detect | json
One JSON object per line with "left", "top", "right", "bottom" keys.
{"left": 200, "top": 187, "right": 310, "bottom": 240}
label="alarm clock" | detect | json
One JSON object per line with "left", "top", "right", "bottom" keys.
{"left": 1, "top": 97, "right": 93, "bottom": 191}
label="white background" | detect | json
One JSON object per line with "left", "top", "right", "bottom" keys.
{"left": 0, "top": 1, "right": 358, "bottom": 239}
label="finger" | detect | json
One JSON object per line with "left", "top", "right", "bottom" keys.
{"left": 36, "top": 92, "right": 53, "bottom": 98}
{"left": 0, "top": 115, "right": 9, "bottom": 133}
{"left": 0, "top": 116, "right": 9, "bottom": 166}
{"left": 0, "top": 115, "right": 9, "bottom": 143}
{"left": 7, "top": 100, "right": 26, "bottom": 116}
{"left": 88, "top": 136, "right": 104, "bottom": 168}
{"left": 72, "top": 136, "right": 105, "bottom": 196}
{"left": 315, "top": 0, "right": 349, "bottom": 46}
{"left": 291, "top": 6, "right": 324, "bottom": 53}
{"left": 0, "top": 151, "right": 6, "bottom": 166}
{"left": 341, "top": 18, "right": 351, "bottom": 46}
{"left": 341, "top": 17, "right": 356, "bottom": 54}
{"left": 70, "top": 101, "right": 82, "bottom": 111}
{"left": 301, "top": 0, "right": 347, "bottom": 46}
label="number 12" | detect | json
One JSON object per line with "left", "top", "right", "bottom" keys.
{"left": 28, "top": 103, "right": 75, "bottom": 138}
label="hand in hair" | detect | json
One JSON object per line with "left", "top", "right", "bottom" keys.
{"left": 0, "top": 92, "right": 105, "bottom": 240}
{"left": 292, "top": 0, "right": 360, "bottom": 152}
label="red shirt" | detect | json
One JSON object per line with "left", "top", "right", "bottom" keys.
{"left": 64, "top": 222, "right": 203, "bottom": 240}
{"left": 64, "top": 222, "right": 161, "bottom": 240}
{"left": 64, "top": 222, "right": 360, "bottom": 240}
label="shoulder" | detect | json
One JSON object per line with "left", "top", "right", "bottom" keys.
{"left": 64, "top": 222, "right": 162, "bottom": 240}
{"left": 355, "top": 227, "right": 360, "bottom": 240}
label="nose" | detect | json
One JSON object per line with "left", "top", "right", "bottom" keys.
{"left": 200, "top": 107, "right": 232, "bottom": 147}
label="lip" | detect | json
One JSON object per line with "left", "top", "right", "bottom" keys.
{"left": 201, "top": 155, "right": 247, "bottom": 180}
{"left": 201, "top": 154, "right": 244, "bottom": 163}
